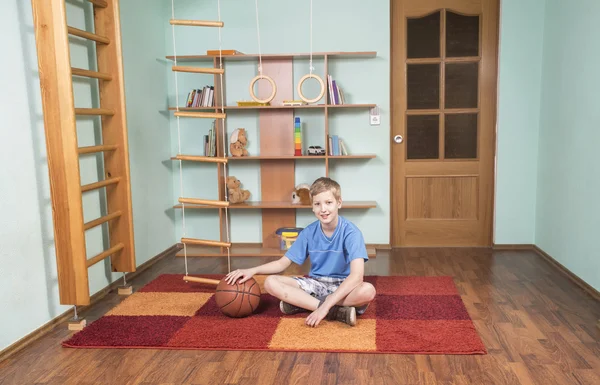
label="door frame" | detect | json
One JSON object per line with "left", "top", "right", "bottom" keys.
{"left": 389, "top": 0, "right": 500, "bottom": 248}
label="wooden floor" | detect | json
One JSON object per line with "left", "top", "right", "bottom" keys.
{"left": 0, "top": 248, "right": 599, "bottom": 384}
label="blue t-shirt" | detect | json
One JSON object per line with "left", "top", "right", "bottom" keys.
{"left": 284, "top": 216, "right": 369, "bottom": 278}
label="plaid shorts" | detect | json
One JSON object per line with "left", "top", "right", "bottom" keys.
{"left": 293, "top": 276, "right": 369, "bottom": 315}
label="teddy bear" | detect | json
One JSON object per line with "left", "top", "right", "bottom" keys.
{"left": 226, "top": 176, "right": 251, "bottom": 204}
{"left": 291, "top": 183, "right": 311, "bottom": 205}
{"left": 229, "top": 128, "right": 249, "bottom": 157}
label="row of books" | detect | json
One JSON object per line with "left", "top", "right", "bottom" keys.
{"left": 328, "top": 135, "right": 349, "bottom": 156}
{"left": 327, "top": 75, "right": 346, "bottom": 105}
{"left": 186, "top": 86, "right": 214, "bottom": 107}
{"left": 203, "top": 121, "right": 217, "bottom": 156}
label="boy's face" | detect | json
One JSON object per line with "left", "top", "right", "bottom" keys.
{"left": 311, "top": 190, "right": 342, "bottom": 226}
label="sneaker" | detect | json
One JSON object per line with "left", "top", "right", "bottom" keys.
{"left": 355, "top": 303, "right": 370, "bottom": 315}
{"left": 279, "top": 300, "right": 306, "bottom": 315}
{"left": 327, "top": 305, "right": 356, "bottom": 326}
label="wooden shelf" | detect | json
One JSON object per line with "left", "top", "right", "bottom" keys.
{"left": 228, "top": 155, "right": 326, "bottom": 160}
{"left": 171, "top": 155, "right": 375, "bottom": 161}
{"left": 173, "top": 201, "right": 377, "bottom": 209}
{"left": 176, "top": 244, "right": 377, "bottom": 258}
{"left": 166, "top": 51, "right": 377, "bottom": 62}
{"left": 327, "top": 155, "right": 376, "bottom": 159}
{"left": 168, "top": 104, "right": 376, "bottom": 111}
{"left": 168, "top": 50, "right": 378, "bottom": 250}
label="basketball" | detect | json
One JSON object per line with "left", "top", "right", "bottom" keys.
{"left": 214, "top": 277, "right": 261, "bottom": 317}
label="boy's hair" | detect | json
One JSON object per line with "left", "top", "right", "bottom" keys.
{"left": 310, "top": 177, "right": 341, "bottom": 201}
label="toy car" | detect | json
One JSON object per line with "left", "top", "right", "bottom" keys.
{"left": 307, "top": 145, "right": 326, "bottom": 155}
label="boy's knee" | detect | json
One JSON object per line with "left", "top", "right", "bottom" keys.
{"left": 264, "top": 275, "right": 278, "bottom": 295}
{"left": 360, "top": 282, "right": 376, "bottom": 302}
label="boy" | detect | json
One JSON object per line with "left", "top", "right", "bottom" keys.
{"left": 225, "top": 177, "right": 376, "bottom": 327}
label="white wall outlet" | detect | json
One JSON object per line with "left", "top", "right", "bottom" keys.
{"left": 370, "top": 106, "right": 380, "bottom": 126}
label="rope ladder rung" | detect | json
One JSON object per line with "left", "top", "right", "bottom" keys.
{"left": 169, "top": 19, "right": 224, "bottom": 27}
{"left": 181, "top": 238, "right": 231, "bottom": 248}
{"left": 173, "top": 154, "right": 227, "bottom": 164}
{"left": 179, "top": 197, "right": 229, "bottom": 208}
{"left": 174, "top": 111, "right": 226, "bottom": 119}
{"left": 172, "top": 66, "right": 224, "bottom": 75}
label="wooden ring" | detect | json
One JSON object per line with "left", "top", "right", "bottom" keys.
{"left": 249, "top": 75, "right": 277, "bottom": 103}
{"left": 297, "top": 73, "right": 326, "bottom": 104}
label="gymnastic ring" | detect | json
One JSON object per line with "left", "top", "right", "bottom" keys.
{"left": 297, "top": 73, "right": 326, "bottom": 104}
{"left": 249, "top": 74, "right": 277, "bottom": 104}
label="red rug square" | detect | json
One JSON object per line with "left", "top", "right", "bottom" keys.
{"left": 64, "top": 316, "right": 190, "bottom": 347}
{"left": 375, "top": 276, "right": 459, "bottom": 295}
{"left": 62, "top": 274, "right": 487, "bottom": 355}
{"left": 166, "top": 316, "right": 281, "bottom": 350}
{"left": 376, "top": 320, "right": 486, "bottom": 354}
{"left": 376, "top": 295, "right": 471, "bottom": 320}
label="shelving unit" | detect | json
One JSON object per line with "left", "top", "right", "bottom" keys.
{"left": 167, "top": 51, "right": 378, "bottom": 257}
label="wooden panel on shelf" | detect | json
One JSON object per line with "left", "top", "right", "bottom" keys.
{"left": 213, "top": 57, "right": 228, "bottom": 250}
{"left": 166, "top": 51, "right": 377, "bottom": 62}
{"left": 324, "top": 55, "right": 329, "bottom": 177}
{"left": 94, "top": 0, "right": 136, "bottom": 273}
{"left": 259, "top": 59, "right": 296, "bottom": 249}
{"left": 173, "top": 201, "right": 377, "bottom": 209}
{"left": 176, "top": 244, "right": 377, "bottom": 258}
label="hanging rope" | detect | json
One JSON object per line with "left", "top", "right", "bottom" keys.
{"left": 297, "top": 0, "right": 325, "bottom": 104}
{"left": 254, "top": 0, "right": 263, "bottom": 76}
{"left": 249, "top": 0, "right": 276, "bottom": 103}
{"left": 171, "top": 0, "right": 232, "bottom": 276}
{"left": 309, "top": 0, "right": 313, "bottom": 75}
{"left": 170, "top": 0, "right": 188, "bottom": 275}
{"left": 217, "top": 0, "right": 232, "bottom": 273}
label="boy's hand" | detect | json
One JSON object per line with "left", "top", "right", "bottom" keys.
{"left": 224, "top": 268, "right": 255, "bottom": 285}
{"left": 305, "top": 305, "right": 329, "bottom": 327}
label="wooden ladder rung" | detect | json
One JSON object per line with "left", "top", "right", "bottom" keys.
{"left": 72, "top": 67, "right": 112, "bottom": 80}
{"left": 84, "top": 210, "right": 122, "bottom": 230}
{"left": 169, "top": 19, "right": 224, "bottom": 27}
{"left": 174, "top": 111, "right": 226, "bottom": 119}
{"left": 78, "top": 144, "right": 118, "bottom": 154}
{"left": 172, "top": 66, "right": 224, "bottom": 75}
{"left": 86, "top": 243, "right": 124, "bottom": 267}
{"left": 67, "top": 26, "right": 110, "bottom": 44}
{"left": 75, "top": 108, "right": 115, "bottom": 116}
{"left": 179, "top": 197, "right": 230, "bottom": 208}
{"left": 181, "top": 238, "right": 231, "bottom": 248}
{"left": 173, "top": 155, "right": 228, "bottom": 164}
{"left": 81, "top": 177, "right": 121, "bottom": 192}
{"left": 87, "top": 0, "right": 108, "bottom": 8}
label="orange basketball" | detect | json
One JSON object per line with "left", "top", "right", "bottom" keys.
{"left": 215, "top": 277, "right": 261, "bottom": 318}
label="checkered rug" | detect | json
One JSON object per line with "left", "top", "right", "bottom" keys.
{"left": 62, "top": 274, "right": 486, "bottom": 354}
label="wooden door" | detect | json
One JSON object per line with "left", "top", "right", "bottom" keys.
{"left": 391, "top": 0, "right": 499, "bottom": 247}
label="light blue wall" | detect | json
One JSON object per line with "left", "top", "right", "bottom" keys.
{"left": 535, "top": 0, "right": 600, "bottom": 291}
{"left": 0, "top": 0, "right": 172, "bottom": 352}
{"left": 494, "top": 0, "right": 545, "bottom": 244}
{"left": 166, "top": 0, "right": 390, "bottom": 244}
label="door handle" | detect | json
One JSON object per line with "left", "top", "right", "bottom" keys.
{"left": 393, "top": 135, "right": 403, "bottom": 144}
